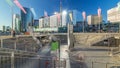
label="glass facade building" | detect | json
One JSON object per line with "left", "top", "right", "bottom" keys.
{"left": 67, "top": 10, "right": 83, "bottom": 26}
{"left": 21, "top": 7, "right": 34, "bottom": 32}
{"left": 33, "top": 20, "right": 39, "bottom": 28}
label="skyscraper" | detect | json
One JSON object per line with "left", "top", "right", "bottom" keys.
{"left": 2, "top": 25, "right": 5, "bottom": 32}
{"left": 44, "top": 17, "right": 50, "bottom": 27}
{"left": 68, "top": 10, "right": 82, "bottom": 26}
{"left": 33, "top": 19, "right": 39, "bottom": 28}
{"left": 39, "top": 17, "right": 44, "bottom": 28}
{"left": 62, "top": 12, "right": 67, "bottom": 27}
{"left": 107, "top": 2, "right": 120, "bottom": 23}
{"left": 87, "top": 15, "right": 102, "bottom": 25}
{"left": 21, "top": 7, "right": 34, "bottom": 32}
{"left": 13, "top": 14, "right": 21, "bottom": 32}
{"left": 50, "top": 14, "right": 58, "bottom": 28}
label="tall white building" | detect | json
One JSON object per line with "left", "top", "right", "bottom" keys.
{"left": 50, "top": 15, "right": 58, "bottom": 28}
{"left": 39, "top": 17, "right": 44, "bottom": 28}
{"left": 62, "top": 12, "right": 67, "bottom": 27}
{"left": 87, "top": 15, "right": 102, "bottom": 25}
{"left": 13, "top": 14, "right": 20, "bottom": 32}
{"left": 107, "top": 2, "right": 120, "bottom": 23}
{"left": 44, "top": 17, "right": 50, "bottom": 27}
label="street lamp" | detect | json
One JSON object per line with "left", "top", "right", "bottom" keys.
{"left": 62, "top": 10, "right": 67, "bottom": 15}
{"left": 54, "top": 12, "right": 58, "bottom": 15}
{"left": 60, "top": 0, "right": 62, "bottom": 27}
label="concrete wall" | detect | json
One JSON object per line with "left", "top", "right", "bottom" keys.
{"left": 73, "top": 33, "right": 120, "bottom": 47}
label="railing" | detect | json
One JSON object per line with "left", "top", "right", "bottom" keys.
{"left": 0, "top": 36, "right": 40, "bottom": 53}
{"left": 88, "top": 61, "right": 120, "bottom": 68}
{"left": 0, "top": 54, "right": 66, "bottom": 68}
{"left": 89, "top": 34, "right": 114, "bottom": 46}
{"left": 70, "top": 60, "right": 120, "bottom": 68}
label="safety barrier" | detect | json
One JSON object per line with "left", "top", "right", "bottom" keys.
{"left": 0, "top": 36, "right": 40, "bottom": 53}
{"left": 0, "top": 54, "right": 66, "bottom": 68}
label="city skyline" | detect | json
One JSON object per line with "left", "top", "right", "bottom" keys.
{"left": 0, "top": 0, "right": 120, "bottom": 30}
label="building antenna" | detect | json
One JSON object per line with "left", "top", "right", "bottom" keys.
{"left": 60, "top": 0, "right": 62, "bottom": 27}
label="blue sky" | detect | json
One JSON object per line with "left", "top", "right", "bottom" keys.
{"left": 0, "top": 0, "right": 120, "bottom": 30}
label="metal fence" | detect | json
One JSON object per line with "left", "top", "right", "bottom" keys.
{"left": 0, "top": 53, "right": 66, "bottom": 68}
{"left": 91, "top": 61, "right": 120, "bottom": 68}
{"left": 1, "top": 54, "right": 120, "bottom": 68}
{"left": 0, "top": 36, "right": 40, "bottom": 53}
{"left": 70, "top": 60, "right": 120, "bottom": 68}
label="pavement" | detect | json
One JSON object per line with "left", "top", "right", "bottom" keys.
{"left": 69, "top": 44, "right": 120, "bottom": 68}
{"left": 60, "top": 45, "right": 71, "bottom": 68}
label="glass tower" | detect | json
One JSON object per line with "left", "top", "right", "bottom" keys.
{"left": 21, "top": 7, "right": 34, "bottom": 32}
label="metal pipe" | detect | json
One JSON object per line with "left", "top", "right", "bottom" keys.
{"left": 60, "top": 0, "right": 62, "bottom": 27}
{"left": 118, "top": 22, "right": 120, "bottom": 33}
{"left": 92, "top": 61, "right": 94, "bottom": 68}
{"left": 105, "top": 63, "right": 108, "bottom": 68}
{"left": 14, "top": 38, "right": 17, "bottom": 50}
{"left": 1, "top": 39, "right": 3, "bottom": 48}
{"left": 11, "top": 52, "right": 14, "bottom": 68}
{"left": 59, "top": 39, "right": 61, "bottom": 68}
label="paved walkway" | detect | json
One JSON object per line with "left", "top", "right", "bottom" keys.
{"left": 69, "top": 44, "right": 120, "bottom": 68}
{"left": 60, "top": 45, "right": 71, "bottom": 68}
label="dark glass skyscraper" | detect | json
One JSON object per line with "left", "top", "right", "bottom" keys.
{"left": 21, "top": 7, "right": 34, "bottom": 32}
{"left": 33, "top": 20, "right": 39, "bottom": 28}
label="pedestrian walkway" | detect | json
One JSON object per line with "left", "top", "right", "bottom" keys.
{"left": 60, "top": 45, "right": 71, "bottom": 68}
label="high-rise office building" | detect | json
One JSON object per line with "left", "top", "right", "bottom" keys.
{"left": 2, "top": 26, "right": 11, "bottom": 32}
{"left": 87, "top": 15, "right": 102, "bottom": 25}
{"left": 21, "top": 7, "right": 34, "bottom": 32}
{"left": 107, "top": 2, "right": 120, "bottom": 23}
{"left": 68, "top": 10, "right": 83, "bottom": 26}
{"left": 39, "top": 17, "right": 44, "bottom": 28}
{"left": 2, "top": 26, "right": 5, "bottom": 32}
{"left": 33, "top": 19, "right": 39, "bottom": 28}
{"left": 37, "top": 10, "right": 83, "bottom": 32}
{"left": 50, "top": 15, "right": 58, "bottom": 28}
{"left": 62, "top": 12, "right": 67, "bottom": 27}
{"left": 13, "top": 14, "right": 21, "bottom": 32}
{"left": 44, "top": 17, "right": 50, "bottom": 27}
{"left": 39, "top": 16, "right": 50, "bottom": 28}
